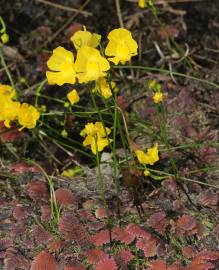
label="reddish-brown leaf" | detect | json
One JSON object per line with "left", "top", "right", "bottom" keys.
{"left": 176, "top": 215, "right": 197, "bottom": 234}
{"left": 113, "top": 227, "right": 135, "bottom": 244}
{"left": 161, "top": 178, "right": 177, "bottom": 193}
{"left": 48, "top": 239, "right": 66, "bottom": 252}
{"left": 40, "top": 204, "right": 51, "bottom": 221}
{"left": 0, "top": 128, "right": 26, "bottom": 142}
{"left": 55, "top": 188, "right": 76, "bottom": 206}
{"left": 157, "top": 25, "right": 179, "bottom": 39}
{"left": 10, "top": 221, "right": 27, "bottom": 237}
{"left": 32, "top": 225, "right": 52, "bottom": 245}
{"left": 168, "top": 260, "right": 182, "bottom": 270}
{"left": 213, "top": 224, "right": 219, "bottom": 235}
{"left": 86, "top": 248, "right": 109, "bottom": 265}
{"left": 91, "top": 230, "right": 114, "bottom": 247}
{"left": 117, "top": 249, "right": 134, "bottom": 264}
{"left": 136, "top": 238, "right": 157, "bottom": 257}
{"left": 78, "top": 209, "right": 96, "bottom": 222}
{"left": 0, "top": 238, "right": 13, "bottom": 251}
{"left": 11, "top": 162, "right": 42, "bottom": 173}
{"left": 182, "top": 246, "right": 197, "bottom": 259}
{"left": 126, "top": 223, "right": 151, "bottom": 240}
{"left": 64, "top": 265, "right": 86, "bottom": 270}
{"left": 198, "top": 147, "right": 217, "bottom": 163}
{"left": 27, "top": 180, "right": 49, "bottom": 202}
{"left": 12, "top": 204, "right": 30, "bottom": 220}
{"left": 199, "top": 192, "right": 218, "bottom": 207}
{"left": 59, "top": 212, "right": 90, "bottom": 246}
{"left": 4, "top": 248, "right": 30, "bottom": 270}
{"left": 95, "top": 257, "right": 117, "bottom": 270}
{"left": 147, "top": 259, "right": 167, "bottom": 270}
{"left": 95, "top": 208, "right": 108, "bottom": 219}
{"left": 31, "top": 251, "right": 59, "bottom": 270}
{"left": 147, "top": 212, "right": 168, "bottom": 235}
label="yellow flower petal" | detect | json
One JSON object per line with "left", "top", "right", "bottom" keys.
{"left": 46, "top": 47, "right": 76, "bottom": 85}
{"left": 0, "top": 84, "right": 16, "bottom": 99}
{"left": 138, "top": 0, "right": 146, "bottom": 8}
{"left": 146, "top": 143, "right": 159, "bottom": 165}
{"left": 17, "top": 103, "right": 40, "bottom": 130}
{"left": 83, "top": 134, "right": 93, "bottom": 146}
{"left": 47, "top": 46, "right": 74, "bottom": 71}
{"left": 71, "top": 30, "right": 101, "bottom": 50}
{"left": 135, "top": 150, "right": 150, "bottom": 164}
{"left": 105, "top": 28, "right": 138, "bottom": 65}
{"left": 153, "top": 92, "right": 164, "bottom": 104}
{"left": 75, "top": 46, "right": 110, "bottom": 83}
{"left": 91, "top": 137, "right": 110, "bottom": 154}
{"left": 67, "top": 89, "right": 80, "bottom": 105}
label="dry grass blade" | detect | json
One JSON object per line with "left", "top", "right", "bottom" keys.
{"left": 37, "top": 0, "right": 92, "bottom": 16}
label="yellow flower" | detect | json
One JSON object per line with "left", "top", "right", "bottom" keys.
{"left": 0, "top": 96, "right": 20, "bottom": 128}
{"left": 81, "top": 122, "right": 112, "bottom": 154}
{"left": 71, "top": 28, "right": 101, "bottom": 50}
{"left": 75, "top": 46, "right": 110, "bottom": 83}
{"left": 138, "top": 0, "right": 146, "bottom": 8}
{"left": 135, "top": 143, "right": 159, "bottom": 165}
{"left": 153, "top": 91, "right": 164, "bottom": 104}
{"left": 17, "top": 103, "right": 40, "bottom": 130}
{"left": 67, "top": 89, "right": 80, "bottom": 105}
{"left": 93, "top": 77, "right": 117, "bottom": 99}
{"left": 46, "top": 46, "right": 76, "bottom": 86}
{"left": 105, "top": 28, "right": 138, "bottom": 65}
{"left": 0, "top": 84, "right": 16, "bottom": 99}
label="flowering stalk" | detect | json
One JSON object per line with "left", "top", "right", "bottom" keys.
{"left": 155, "top": 102, "right": 179, "bottom": 178}
{"left": 95, "top": 136, "right": 107, "bottom": 210}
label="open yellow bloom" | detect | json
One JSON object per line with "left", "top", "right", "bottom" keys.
{"left": 46, "top": 46, "right": 76, "bottom": 86}
{"left": 0, "top": 84, "right": 16, "bottom": 99}
{"left": 67, "top": 89, "right": 80, "bottom": 105}
{"left": 105, "top": 28, "right": 138, "bottom": 65}
{"left": 93, "top": 77, "right": 117, "bottom": 99}
{"left": 153, "top": 92, "right": 164, "bottom": 104}
{"left": 75, "top": 46, "right": 110, "bottom": 83}
{"left": 71, "top": 28, "right": 101, "bottom": 50}
{"left": 135, "top": 143, "right": 159, "bottom": 165}
{"left": 17, "top": 103, "right": 40, "bottom": 130}
{"left": 138, "top": 0, "right": 146, "bottom": 8}
{"left": 81, "top": 122, "right": 112, "bottom": 154}
{"left": 0, "top": 96, "right": 20, "bottom": 128}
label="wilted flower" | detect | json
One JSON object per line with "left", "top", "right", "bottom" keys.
{"left": 46, "top": 46, "right": 76, "bottom": 86}
{"left": 135, "top": 143, "right": 159, "bottom": 165}
{"left": 71, "top": 27, "right": 101, "bottom": 50}
{"left": 67, "top": 89, "right": 80, "bottom": 105}
{"left": 75, "top": 46, "right": 110, "bottom": 83}
{"left": 17, "top": 103, "right": 40, "bottom": 130}
{"left": 93, "top": 77, "right": 116, "bottom": 99}
{"left": 153, "top": 91, "right": 164, "bottom": 104}
{"left": 81, "top": 121, "right": 112, "bottom": 154}
{"left": 105, "top": 28, "right": 138, "bottom": 64}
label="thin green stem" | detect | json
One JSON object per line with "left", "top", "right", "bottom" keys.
{"left": 0, "top": 47, "right": 15, "bottom": 89}
{"left": 113, "top": 65, "right": 219, "bottom": 90}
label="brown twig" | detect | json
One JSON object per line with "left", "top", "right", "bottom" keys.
{"left": 36, "top": 0, "right": 91, "bottom": 16}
